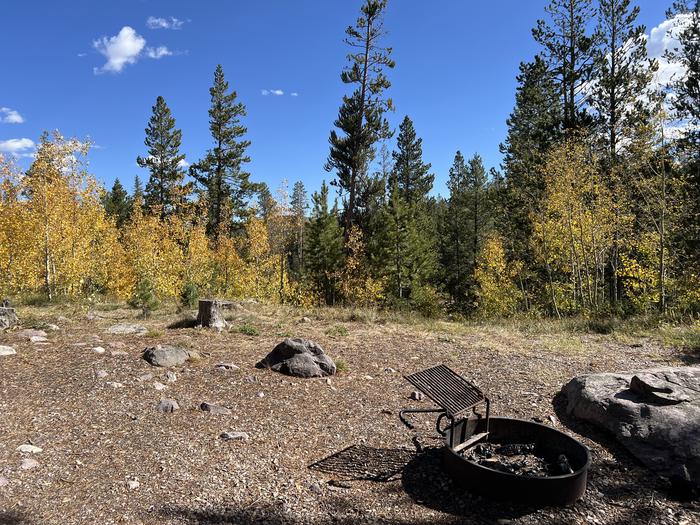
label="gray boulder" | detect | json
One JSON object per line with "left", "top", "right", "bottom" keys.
{"left": 106, "top": 323, "right": 147, "bottom": 336}
{"left": 142, "top": 345, "right": 189, "bottom": 367}
{"left": 156, "top": 399, "right": 180, "bottom": 413}
{"left": 0, "top": 307, "right": 18, "bottom": 331}
{"left": 562, "top": 367, "right": 700, "bottom": 488}
{"left": 200, "top": 402, "right": 232, "bottom": 415}
{"left": 256, "top": 338, "right": 335, "bottom": 378}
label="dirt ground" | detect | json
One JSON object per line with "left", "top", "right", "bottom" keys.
{"left": 0, "top": 302, "right": 698, "bottom": 525}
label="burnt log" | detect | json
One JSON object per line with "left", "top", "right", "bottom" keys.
{"left": 0, "top": 307, "right": 19, "bottom": 331}
{"left": 196, "top": 299, "right": 232, "bottom": 330}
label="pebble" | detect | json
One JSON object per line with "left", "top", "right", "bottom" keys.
{"left": 243, "top": 375, "right": 258, "bottom": 383}
{"left": 200, "top": 402, "right": 232, "bottom": 415}
{"left": 106, "top": 381, "right": 124, "bottom": 388}
{"left": 92, "top": 346, "right": 106, "bottom": 354}
{"left": 384, "top": 367, "right": 397, "bottom": 373}
{"left": 156, "top": 399, "right": 180, "bottom": 413}
{"left": 30, "top": 336, "right": 48, "bottom": 343}
{"left": 0, "top": 345, "right": 16, "bottom": 356}
{"left": 220, "top": 431, "right": 249, "bottom": 441}
{"left": 126, "top": 479, "right": 140, "bottom": 490}
{"left": 309, "top": 481, "right": 323, "bottom": 494}
{"left": 17, "top": 444, "right": 42, "bottom": 454}
{"left": 20, "top": 458, "right": 39, "bottom": 470}
{"left": 96, "top": 370, "right": 109, "bottom": 379}
{"left": 0, "top": 477, "right": 8, "bottom": 487}
{"left": 256, "top": 392, "right": 265, "bottom": 398}
{"left": 153, "top": 382, "right": 167, "bottom": 391}
{"left": 215, "top": 363, "right": 239, "bottom": 371}
{"left": 410, "top": 391, "right": 425, "bottom": 401}
{"left": 138, "top": 373, "right": 154, "bottom": 382}
{"left": 299, "top": 317, "right": 312, "bottom": 323}
{"left": 45, "top": 324, "right": 60, "bottom": 331}
{"left": 363, "top": 375, "right": 374, "bottom": 380}
{"left": 166, "top": 371, "right": 177, "bottom": 382}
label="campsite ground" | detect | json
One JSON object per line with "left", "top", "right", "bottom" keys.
{"left": 1, "top": 302, "right": 698, "bottom": 524}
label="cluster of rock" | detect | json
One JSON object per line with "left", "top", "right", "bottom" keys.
{"left": 563, "top": 366, "right": 700, "bottom": 490}
{"left": 256, "top": 338, "right": 336, "bottom": 378}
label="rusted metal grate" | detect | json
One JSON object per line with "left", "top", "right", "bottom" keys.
{"left": 308, "top": 445, "right": 415, "bottom": 482}
{"left": 404, "top": 364, "right": 485, "bottom": 419}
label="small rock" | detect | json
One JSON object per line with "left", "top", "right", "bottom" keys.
{"left": 153, "top": 382, "right": 167, "bottom": 391}
{"left": 0, "top": 345, "right": 16, "bottom": 356}
{"left": 45, "top": 324, "right": 60, "bottom": 331}
{"left": 384, "top": 367, "right": 396, "bottom": 373}
{"left": 309, "top": 481, "right": 323, "bottom": 494}
{"left": 106, "top": 323, "right": 147, "bottom": 336}
{"left": 20, "top": 458, "right": 39, "bottom": 470}
{"left": 17, "top": 444, "right": 42, "bottom": 454}
{"left": 0, "top": 476, "right": 8, "bottom": 487}
{"left": 143, "top": 345, "right": 189, "bottom": 367}
{"left": 299, "top": 317, "right": 312, "bottom": 323}
{"left": 410, "top": 391, "right": 425, "bottom": 401}
{"left": 243, "top": 375, "right": 258, "bottom": 383}
{"left": 156, "top": 399, "right": 180, "bottom": 413}
{"left": 96, "top": 370, "right": 109, "bottom": 379}
{"left": 215, "top": 362, "right": 239, "bottom": 371}
{"left": 18, "top": 329, "right": 47, "bottom": 339}
{"left": 106, "top": 381, "right": 124, "bottom": 388}
{"left": 220, "top": 431, "right": 249, "bottom": 441}
{"left": 30, "top": 336, "right": 48, "bottom": 343}
{"left": 325, "top": 378, "right": 332, "bottom": 385}
{"left": 165, "top": 371, "right": 177, "bottom": 383}
{"left": 256, "top": 392, "right": 265, "bottom": 398}
{"left": 363, "top": 375, "right": 374, "bottom": 380}
{"left": 200, "top": 402, "right": 231, "bottom": 415}
{"left": 138, "top": 373, "right": 154, "bottom": 382}
{"left": 92, "top": 346, "right": 106, "bottom": 354}
{"left": 126, "top": 479, "right": 140, "bottom": 490}
{"left": 548, "top": 415, "right": 558, "bottom": 426}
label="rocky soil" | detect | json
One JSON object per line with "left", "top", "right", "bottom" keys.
{"left": 0, "top": 303, "right": 698, "bottom": 525}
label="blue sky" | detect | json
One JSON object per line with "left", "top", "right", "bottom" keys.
{"left": 1, "top": 1, "right": 672, "bottom": 199}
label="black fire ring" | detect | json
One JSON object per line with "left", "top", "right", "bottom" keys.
{"left": 443, "top": 416, "right": 591, "bottom": 506}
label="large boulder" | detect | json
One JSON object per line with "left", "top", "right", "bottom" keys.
{"left": 256, "top": 338, "right": 336, "bottom": 378}
{"left": 562, "top": 367, "right": 700, "bottom": 488}
{"left": 142, "top": 345, "right": 190, "bottom": 367}
{"left": 0, "top": 307, "right": 18, "bottom": 331}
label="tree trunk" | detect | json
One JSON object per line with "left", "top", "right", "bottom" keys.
{"left": 0, "top": 307, "right": 19, "bottom": 331}
{"left": 196, "top": 299, "right": 231, "bottom": 329}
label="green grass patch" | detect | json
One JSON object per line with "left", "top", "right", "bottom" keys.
{"left": 238, "top": 323, "right": 260, "bottom": 336}
{"left": 325, "top": 324, "right": 349, "bottom": 337}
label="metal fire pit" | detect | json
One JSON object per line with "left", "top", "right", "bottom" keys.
{"left": 400, "top": 365, "right": 591, "bottom": 507}
{"left": 444, "top": 416, "right": 590, "bottom": 506}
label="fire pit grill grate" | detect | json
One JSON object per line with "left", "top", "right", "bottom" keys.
{"left": 404, "top": 364, "right": 486, "bottom": 419}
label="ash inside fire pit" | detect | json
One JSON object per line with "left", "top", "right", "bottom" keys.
{"left": 462, "top": 442, "right": 574, "bottom": 477}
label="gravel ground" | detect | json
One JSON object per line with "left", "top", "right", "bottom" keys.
{"left": 0, "top": 303, "right": 698, "bottom": 525}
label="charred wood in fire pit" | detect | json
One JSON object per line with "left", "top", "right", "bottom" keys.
{"left": 462, "top": 442, "right": 574, "bottom": 477}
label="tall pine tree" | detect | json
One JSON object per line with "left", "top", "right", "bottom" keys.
{"left": 104, "top": 178, "right": 131, "bottom": 229}
{"left": 325, "top": 0, "right": 394, "bottom": 239}
{"left": 191, "top": 65, "right": 254, "bottom": 237}
{"left": 136, "top": 96, "right": 188, "bottom": 220}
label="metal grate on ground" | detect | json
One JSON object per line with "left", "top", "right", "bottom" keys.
{"left": 308, "top": 445, "right": 416, "bottom": 482}
{"left": 404, "top": 364, "right": 485, "bottom": 419}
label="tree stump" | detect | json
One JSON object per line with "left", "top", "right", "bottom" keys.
{"left": 196, "top": 299, "right": 233, "bottom": 330}
{"left": 0, "top": 307, "right": 19, "bottom": 331}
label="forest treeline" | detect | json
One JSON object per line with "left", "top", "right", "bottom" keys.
{"left": 1, "top": 0, "right": 699, "bottom": 318}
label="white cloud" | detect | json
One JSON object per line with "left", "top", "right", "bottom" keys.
{"left": 146, "top": 46, "right": 172, "bottom": 59}
{"left": 647, "top": 13, "right": 691, "bottom": 91}
{"left": 0, "top": 138, "right": 35, "bottom": 155}
{"left": 93, "top": 26, "right": 146, "bottom": 74}
{"left": 177, "top": 158, "right": 190, "bottom": 169}
{"left": 290, "top": 92, "right": 299, "bottom": 97}
{"left": 0, "top": 107, "right": 24, "bottom": 124}
{"left": 146, "top": 16, "right": 185, "bottom": 30}
{"left": 77, "top": 52, "right": 87, "bottom": 58}
{"left": 261, "top": 89, "right": 284, "bottom": 96}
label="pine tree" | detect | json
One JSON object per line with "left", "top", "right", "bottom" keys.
{"left": 104, "top": 178, "right": 131, "bottom": 229}
{"left": 305, "top": 181, "right": 344, "bottom": 304}
{"left": 665, "top": 1, "right": 700, "bottom": 272}
{"left": 190, "top": 64, "right": 254, "bottom": 237}
{"left": 290, "top": 181, "right": 308, "bottom": 276}
{"left": 131, "top": 175, "right": 145, "bottom": 217}
{"left": 136, "top": 96, "right": 188, "bottom": 219}
{"left": 257, "top": 183, "right": 275, "bottom": 221}
{"left": 533, "top": 0, "right": 600, "bottom": 129}
{"left": 326, "top": 0, "right": 394, "bottom": 238}
{"left": 390, "top": 115, "right": 434, "bottom": 206}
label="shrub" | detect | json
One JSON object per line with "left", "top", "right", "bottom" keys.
{"left": 128, "top": 276, "right": 159, "bottom": 318}
{"left": 238, "top": 323, "right": 259, "bottom": 336}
